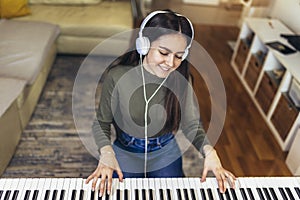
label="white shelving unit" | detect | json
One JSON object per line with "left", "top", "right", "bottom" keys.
{"left": 231, "top": 17, "right": 300, "bottom": 151}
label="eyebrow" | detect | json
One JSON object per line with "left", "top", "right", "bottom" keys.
{"left": 158, "top": 46, "right": 185, "bottom": 54}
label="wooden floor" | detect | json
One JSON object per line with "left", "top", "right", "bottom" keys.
{"left": 190, "top": 25, "right": 292, "bottom": 177}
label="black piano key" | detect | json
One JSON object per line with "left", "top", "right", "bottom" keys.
{"left": 200, "top": 188, "right": 207, "bottom": 200}
{"left": 159, "top": 189, "right": 164, "bottom": 200}
{"left": 98, "top": 193, "right": 102, "bottom": 200}
{"left": 52, "top": 189, "right": 58, "bottom": 200}
{"left": 262, "top": 188, "right": 271, "bottom": 200}
{"left": 12, "top": 190, "right": 19, "bottom": 200}
{"left": 176, "top": 189, "right": 183, "bottom": 200}
{"left": 224, "top": 189, "right": 231, "bottom": 200}
{"left": 0, "top": 190, "right": 3, "bottom": 198}
{"left": 240, "top": 188, "right": 248, "bottom": 200}
{"left": 217, "top": 189, "right": 225, "bottom": 200}
{"left": 285, "top": 187, "right": 295, "bottom": 200}
{"left": 230, "top": 188, "right": 238, "bottom": 200}
{"left": 124, "top": 189, "right": 129, "bottom": 200}
{"left": 135, "top": 189, "right": 139, "bottom": 200}
{"left": 268, "top": 188, "right": 278, "bottom": 200}
{"left": 71, "top": 190, "right": 76, "bottom": 200}
{"left": 116, "top": 189, "right": 120, "bottom": 200}
{"left": 24, "top": 190, "right": 30, "bottom": 200}
{"left": 246, "top": 188, "right": 255, "bottom": 200}
{"left": 32, "top": 190, "right": 39, "bottom": 200}
{"left": 183, "top": 188, "right": 189, "bottom": 200}
{"left": 90, "top": 190, "right": 95, "bottom": 200}
{"left": 295, "top": 187, "right": 300, "bottom": 198}
{"left": 44, "top": 190, "right": 50, "bottom": 200}
{"left": 166, "top": 189, "right": 172, "bottom": 200}
{"left": 59, "top": 190, "right": 65, "bottom": 200}
{"left": 149, "top": 189, "right": 154, "bottom": 200}
{"left": 4, "top": 190, "right": 11, "bottom": 200}
{"left": 256, "top": 188, "right": 265, "bottom": 200}
{"left": 278, "top": 187, "right": 288, "bottom": 200}
{"left": 142, "top": 189, "right": 146, "bottom": 200}
{"left": 207, "top": 189, "right": 214, "bottom": 200}
{"left": 80, "top": 189, "right": 85, "bottom": 200}
{"left": 190, "top": 189, "right": 196, "bottom": 200}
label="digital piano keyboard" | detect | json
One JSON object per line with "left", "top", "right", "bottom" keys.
{"left": 0, "top": 177, "right": 300, "bottom": 200}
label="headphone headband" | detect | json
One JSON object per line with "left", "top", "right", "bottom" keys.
{"left": 136, "top": 10, "right": 194, "bottom": 60}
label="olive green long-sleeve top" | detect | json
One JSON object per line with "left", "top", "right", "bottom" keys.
{"left": 92, "top": 65, "right": 210, "bottom": 155}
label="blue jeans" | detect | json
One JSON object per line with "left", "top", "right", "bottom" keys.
{"left": 112, "top": 132, "right": 184, "bottom": 178}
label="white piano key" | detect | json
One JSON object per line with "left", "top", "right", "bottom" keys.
{"left": 19, "top": 178, "right": 33, "bottom": 200}
{"left": 159, "top": 178, "right": 167, "bottom": 200}
{"left": 123, "top": 178, "right": 130, "bottom": 200}
{"left": 262, "top": 177, "right": 283, "bottom": 200}
{"left": 32, "top": 178, "right": 45, "bottom": 200}
{"left": 0, "top": 179, "right": 6, "bottom": 200}
{"left": 28, "top": 179, "right": 39, "bottom": 200}
{"left": 75, "top": 178, "right": 84, "bottom": 200}
{"left": 229, "top": 178, "right": 243, "bottom": 200}
{"left": 171, "top": 178, "right": 180, "bottom": 200}
{"left": 207, "top": 178, "right": 223, "bottom": 200}
{"left": 110, "top": 178, "right": 119, "bottom": 200}
{"left": 155, "top": 178, "right": 162, "bottom": 200}
{"left": 199, "top": 178, "right": 210, "bottom": 200}
{"left": 83, "top": 178, "right": 92, "bottom": 200}
{"left": 61, "top": 178, "right": 71, "bottom": 200}
{"left": 192, "top": 177, "right": 204, "bottom": 200}
{"left": 1, "top": 178, "right": 12, "bottom": 200}
{"left": 7, "top": 179, "right": 19, "bottom": 200}
{"left": 53, "top": 178, "right": 63, "bottom": 200}
{"left": 148, "top": 178, "right": 156, "bottom": 200}
{"left": 249, "top": 177, "right": 263, "bottom": 200}
{"left": 67, "top": 178, "right": 77, "bottom": 200}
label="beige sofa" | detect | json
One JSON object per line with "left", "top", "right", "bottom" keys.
{"left": 17, "top": 0, "right": 134, "bottom": 55}
{"left": 0, "top": 0, "right": 135, "bottom": 175}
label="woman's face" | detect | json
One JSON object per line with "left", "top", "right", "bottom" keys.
{"left": 143, "top": 33, "right": 188, "bottom": 78}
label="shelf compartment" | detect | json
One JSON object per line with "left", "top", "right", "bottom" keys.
{"left": 271, "top": 93, "right": 299, "bottom": 141}
{"left": 255, "top": 71, "right": 281, "bottom": 114}
{"left": 234, "top": 31, "right": 254, "bottom": 73}
{"left": 245, "top": 51, "right": 267, "bottom": 90}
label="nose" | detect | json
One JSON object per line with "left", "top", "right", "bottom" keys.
{"left": 165, "top": 54, "right": 175, "bottom": 67}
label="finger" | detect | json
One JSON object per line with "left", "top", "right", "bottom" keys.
{"left": 86, "top": 175, "right": 93, "bottom": 184}
{"left": 201, "top": 168, "right": 208, "bottom": 182}
{"left": 217, "top": 173, "right": 226, "bottom": 193}
{"left": 91, "top": 176, "right": 99, "bottom": 191}
{"left": 106, "top": 174, "right": 113, "bottom": 195}
{"left": 99, "top": 176, "right": 106, "bottom": 197}
{"left": 116, "top": 169, "right": 123, "bottom": 182}
{"left": 226, "top": 172, "right": 236, "bottom": 188}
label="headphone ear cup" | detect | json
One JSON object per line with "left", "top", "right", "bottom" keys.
{"left": 182, "top": 49, "right": 189, "bottom": 60}
{"left": 136, "top": 36, "right": 150, "bottom": 55}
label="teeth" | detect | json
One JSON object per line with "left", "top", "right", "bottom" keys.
{"left": 160, "top": 66, "right": 170, "bottom": 71}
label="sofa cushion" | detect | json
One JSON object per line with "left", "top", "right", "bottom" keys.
{"left": 0, "top": 0, "right": 31, "bottom": 19}
{"left": 0, "top": 78, "right": 26, "bottom": 117}
{"left": 29, "top": 0, "right": 101, "bottom": 5}
{"left": 0, "top": 19, "right": 60, "bottom": 84}
{"left": 16, "top": 1, "right": 132, "bottom": 38}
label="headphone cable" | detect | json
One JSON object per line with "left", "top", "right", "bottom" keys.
{"left": 140, "top": 54, "right": 169, "bottom": 177}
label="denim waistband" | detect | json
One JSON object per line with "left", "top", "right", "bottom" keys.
{"left": 117, "top": 132, "right": 174, "bottom": 151}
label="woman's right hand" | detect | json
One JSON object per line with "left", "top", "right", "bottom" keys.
{"left": 85, "top": 146, "right": 123, "bottom": 197}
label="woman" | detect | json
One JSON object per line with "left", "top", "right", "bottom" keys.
{"left": 86, "top": 10, "right": 236, "bottom": 196}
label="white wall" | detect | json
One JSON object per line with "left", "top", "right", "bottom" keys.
{"left": 269, "top": 0, "right": 300, "bottom": 34}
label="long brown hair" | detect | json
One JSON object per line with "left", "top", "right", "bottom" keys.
{"left": 105, "top": 10, "right": 193, "bottom": 132}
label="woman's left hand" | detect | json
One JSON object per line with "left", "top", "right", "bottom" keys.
{"left": 201, "top": 145, "right": 236, "bottom": 193}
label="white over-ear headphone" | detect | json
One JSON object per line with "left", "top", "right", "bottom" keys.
{"left": 135, "top": 10, "right": 194, "bottom": 60}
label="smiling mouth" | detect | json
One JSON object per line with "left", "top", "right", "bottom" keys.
{"left": 159, "top": 65, "right": 171, "bottom": 71}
